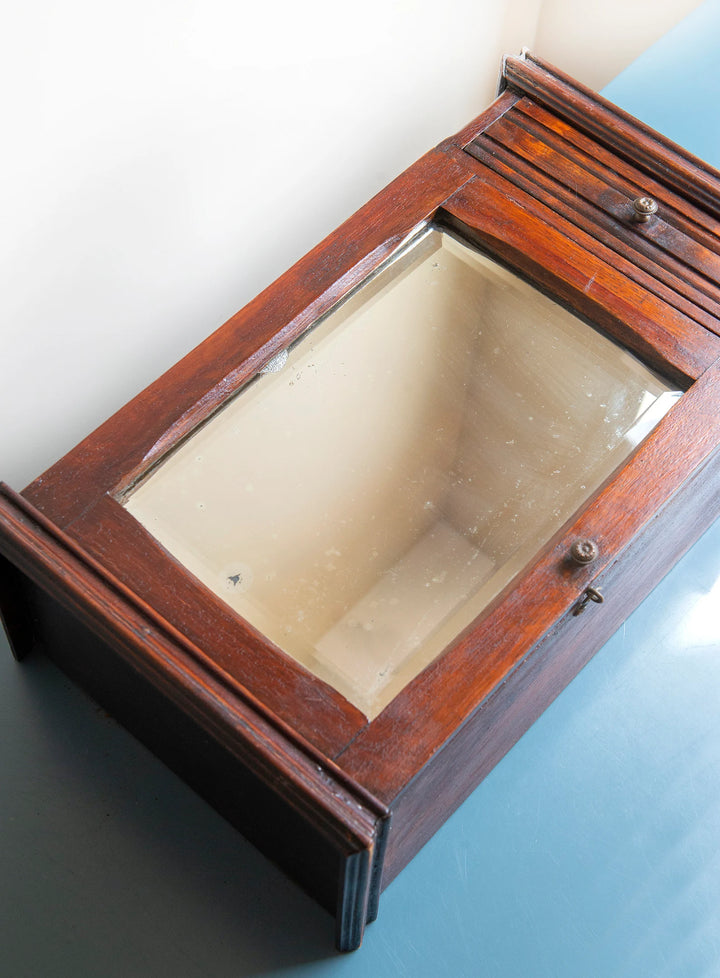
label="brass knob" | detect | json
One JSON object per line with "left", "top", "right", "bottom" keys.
{"left": 570, "top": 539, "right": 599, "bottom": 565}
{"left": 632, "top": 196, "right": 658, "bottom": 223}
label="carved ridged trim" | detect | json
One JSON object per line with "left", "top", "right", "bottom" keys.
{"left": 514, "top": 99, "right": 720, "bottom": 249}
{"left": 465, "top": 103, "right": 720, "bottom": 337}
{"left": 336, "top": 849, "right": 372, "bottom": 952}
{"left": 502, "top": 53, "right": 720, "bottom": 219}
{"left": 492, "top": 106, "right": 720, "bottom": 288}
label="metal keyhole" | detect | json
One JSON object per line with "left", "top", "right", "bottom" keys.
{"left": 572, "top": 586, "right": 604, "bottom": 616}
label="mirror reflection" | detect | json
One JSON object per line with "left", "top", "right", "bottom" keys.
{"left": 124, "top": 229, "right": 679, "bottom": 718}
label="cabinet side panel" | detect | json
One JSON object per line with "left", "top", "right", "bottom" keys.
{"left": 382, "top": 445, "right": 720, "bottom": 888}
{"left": 23, "top": 581, "right": 345, "bottom": 918}
{"left": 0, "top": 554, "right": 37, "bottom": 660}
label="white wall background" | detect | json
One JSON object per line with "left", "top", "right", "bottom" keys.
{"left": 0, "top": 0, "right": 702, "bottom": 489}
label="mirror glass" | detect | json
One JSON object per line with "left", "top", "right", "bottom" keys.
{"left": 124, "top": 229, "right": 680, "bottom": 718}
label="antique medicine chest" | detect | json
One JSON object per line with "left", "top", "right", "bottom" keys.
{"left": 2, "top": 55, "right": 720, "bottom": 950}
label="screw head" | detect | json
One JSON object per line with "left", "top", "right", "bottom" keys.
{"left": 570, "top": 539, "right": 599, "bottom": 565}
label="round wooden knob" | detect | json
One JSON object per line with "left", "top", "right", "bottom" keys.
{"left": 570, "top": 539, "right": 599, "bottom": 565}
{"left": 632, "top": 196, "right": 658, "bottom": 222}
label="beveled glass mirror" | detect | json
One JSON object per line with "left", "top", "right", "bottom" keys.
{"left": 124, "top": 228, "right": 679, "bottom": 718}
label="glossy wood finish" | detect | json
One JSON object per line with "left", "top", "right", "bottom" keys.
{"left": 2, "top": 55, "right": 720, "bottom": 950}
{"left": 501, "top": 54, "right": 720, "bottom": 218}
{"left": 438, "top": 172, "right": 718, "bottom": 383}
{"left": 466, "top": 100, "right": 720, "bottom": 337}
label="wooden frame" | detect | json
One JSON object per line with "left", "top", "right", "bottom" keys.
{"left": 2, "top": 54, "right": 720, "bottom": 950}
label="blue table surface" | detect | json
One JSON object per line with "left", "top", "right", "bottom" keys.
{"left": 2, "top": 4, "right": 720, "bottom": 976}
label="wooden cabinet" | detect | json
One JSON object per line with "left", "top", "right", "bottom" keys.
{"left": 2, "top": 55, "right": 720, "bottom": 951}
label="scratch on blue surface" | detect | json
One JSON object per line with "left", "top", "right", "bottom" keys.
{"left": 454, "top": 847, "right": 468, "bottom": 881}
